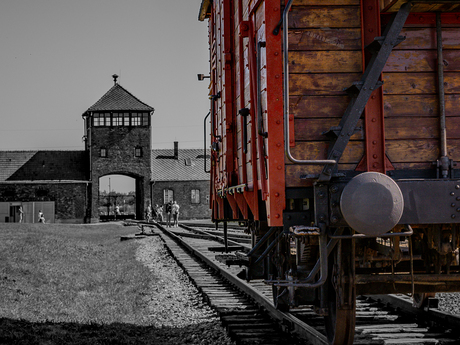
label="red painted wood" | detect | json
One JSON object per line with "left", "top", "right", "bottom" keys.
{"left": 263, "top": 0, "right": 285, "bottom": 226}
{"left": 357, "top": 0, "right": 394, "bottom": 172}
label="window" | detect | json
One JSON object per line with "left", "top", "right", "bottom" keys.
{"left": 112, "top": 113, "right": 123, "bottom": 126}
{"left": 93, "top": 113, "right": 103, "bottom": 126}
{"left": 103, "top": 113, "right": 111, "bottom": 126}
{"left": 94, "top": 113, "right": 111, "bottom": 126}
{"left": 191, "top": 189, "right": 200, "bottom": 204}
{"left": 142, "top": 113, "right": 149, "bottom": 126}
{"left": 163, "top": 189, "right": 174, "bottom": 204}
{"left": 132, "top": 113, "right": 141, "bottom": 126}
{"left": 123, "top": 113, "right": 130, "bottom": 126}
{"left": 135, "top": 146, "right": 143, "bottom": 157}
{"left": 100, "top": 147, "right": 107, "bottom": 157}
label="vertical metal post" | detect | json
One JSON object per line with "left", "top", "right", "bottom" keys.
{"left": 223, "top": 221, "right": 228, "bottom": 252}
{"left": 437, "top": 12, "right": 449, "bottom": 178}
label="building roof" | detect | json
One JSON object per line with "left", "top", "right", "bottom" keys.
{"left": 0, "top": 151, "right": 88, "bottom": 182}
{"left": 85, "top": 83, "right": 154, "bottom": 113}
{"left": 151, "top": 149, "right": 210, "bottom": 181}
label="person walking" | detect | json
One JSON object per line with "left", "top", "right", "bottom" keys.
{"left": 38, "top": 210, "right": 45, "bottom": 224}
{"left": 165, "top": 201, "right": 172, "bottom": 227}
{"left": 19, "top": 206, "right": 24, "bottom": 223}
{"left": 146, "top": 204, "right": 152, "bottom": 222}
{"left": 172, "top": 201, "right": 180, "bottom": 227}
{"left": 155, "top": 204, "right": 163, "bottom": 222}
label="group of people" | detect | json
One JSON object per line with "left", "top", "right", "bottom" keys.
{"left": 16, "top": 206, "right": 45, "bottom": 223}
{"left": 145, "top": 201, "right": 180, "bottom": 227}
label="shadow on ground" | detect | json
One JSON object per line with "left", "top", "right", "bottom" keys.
{"left": 0, "top": 317, "right": 229, "bottom": 345}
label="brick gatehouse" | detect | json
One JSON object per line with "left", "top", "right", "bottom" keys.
{"left": 0, "top": 76, "right": 211, "bottom": 223}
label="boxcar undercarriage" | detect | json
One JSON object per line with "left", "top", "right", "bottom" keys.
{"left": 199, "top": 0, "right": 460, "bottom": 344}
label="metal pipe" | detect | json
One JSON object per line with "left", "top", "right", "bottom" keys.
{"left": 272, "top": 230, "right": 329, "bottom": 288}
{"left": 282, "top": 0, "right": 336, "bottom": 165}
{"left": 329, "top": 224, "right": 413, "bottom": 239}
{"left": 223, "top": 221, "right": 228, "bottom": 252}
{"left": 204, "top": 112, "right": 210, "bottom": 173}
{"left": 257, "top": 41, "right": 266, "bottom": 136}
{"left": 266, "top": 227, "right": 343, "bottom": 287}
{"left": 254, "top": 231, "right": 284, "bottom": 264}
{"left": 437, "top": 12, "right": 447, "bottom": 158}
{"left": 436, "top": 12, "right": 449, "bottom": 178}
{"left": 247, "top": 226, "right": 278, "bottom": 257}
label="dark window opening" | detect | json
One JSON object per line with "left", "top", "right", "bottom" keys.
{"left": 135, "top": 146, "right": 143, "bottom": 157}
{"left": 100, "top": 148, "right": 107, "bottom": 157}
{"left": 191, "top": 189, "right": 200, "bottom": 204}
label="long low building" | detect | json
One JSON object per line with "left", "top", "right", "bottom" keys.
{"left": 0, "top": 76, "right": 211, "bottom": 223}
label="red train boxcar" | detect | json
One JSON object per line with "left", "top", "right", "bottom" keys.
{"left": 199, "top": 1, "right": 460, "bottom": 343}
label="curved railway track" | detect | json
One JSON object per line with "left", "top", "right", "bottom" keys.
{"left": 133, "top": 221, "right": 460, "bottom": 344}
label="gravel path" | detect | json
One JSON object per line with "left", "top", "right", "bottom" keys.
{"left": 135, "top": 236, "right": 235, "bottom": 345}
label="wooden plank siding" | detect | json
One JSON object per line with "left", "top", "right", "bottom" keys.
{"left": 383, "top": 22, "right": 460, "bottom": 170}
{"left": 288, "top": 2, "right": 460, "bottom": 186}
{"left": 287, "top": 2, "right": 363, "bottom": 187}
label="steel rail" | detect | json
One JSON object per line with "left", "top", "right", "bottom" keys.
{"left": 179, "top": 224, "right": 252, "bottom": 252}
{"left": 155, "top": 222, "right": 328, "bottom": 345}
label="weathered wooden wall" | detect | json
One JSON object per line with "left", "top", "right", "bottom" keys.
{"left": 383, "top": 22, "right": 460, "bottom": 170}
{"left": 287, "top": 1, "right": 460, "bottom": 187}
{"left": 287, "top": 0, "right": 363, "bottom": 187}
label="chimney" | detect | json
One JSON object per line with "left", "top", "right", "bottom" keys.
{"left": 174, "top": 141, "right": 178, "bottom": 160}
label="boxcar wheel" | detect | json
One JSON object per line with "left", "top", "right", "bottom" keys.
{"left": 413, "top": 293, "right": 436, "bottom": 309}
{"left": 324, "top": 240, "right": 356, "bottom": 345}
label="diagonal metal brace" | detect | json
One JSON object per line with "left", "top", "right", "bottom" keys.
{"left": 317, "top": 2, "right": 412, "bottom": 182}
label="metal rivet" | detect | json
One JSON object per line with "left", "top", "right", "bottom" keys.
{"left": 451, "top": 192, "right": 455, "bottom": 196}
{"left": 452, "top": 214, "right": 456, "bottom": 219}
{"left": 456, "top": 185, "right": 460, "bottom": 189}
{"left": 452, "top": 203, "right": 456, "bottom": 207}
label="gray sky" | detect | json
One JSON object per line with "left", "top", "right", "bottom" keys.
{"left": 0, "top": 0, "right": 210, "bottom": 153}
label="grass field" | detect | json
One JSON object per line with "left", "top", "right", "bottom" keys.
{"left": 0, "top": 222, "right": 221, "bottom": 344}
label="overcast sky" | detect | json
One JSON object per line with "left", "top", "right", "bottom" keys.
{"left": 0, "top": 0, "right": 210, "bottom": 153}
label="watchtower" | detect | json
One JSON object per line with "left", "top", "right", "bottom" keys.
{"left": 82, "top": 75, "right": 154, "bottom": 221}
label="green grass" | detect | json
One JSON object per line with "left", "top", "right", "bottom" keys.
{"left": 0, "top": 222, "right": 229, "bottom": 344}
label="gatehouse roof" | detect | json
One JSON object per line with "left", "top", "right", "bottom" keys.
{"left": 85, "top": 83, "right": 154, "bottom": 113}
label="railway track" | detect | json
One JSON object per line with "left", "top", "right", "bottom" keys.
{"left": 133, "top": 221, "right": 460, "bottom": 344}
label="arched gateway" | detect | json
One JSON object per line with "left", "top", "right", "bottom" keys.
{"left": 82, "top": 75, "right": 154, "bottom": 222}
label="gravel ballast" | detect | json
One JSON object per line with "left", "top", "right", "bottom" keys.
{"left": 136, "top": 233, "right": 460, "bottom": 344}
{"left": 135, "top": 236, "right": 235, "bottom": 345}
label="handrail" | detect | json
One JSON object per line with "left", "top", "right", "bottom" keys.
{"left": 203, "top": 112, "right": 210, "bottom": 173}
{"left": 282, "top": 0, "right": 337, "bottom": 165}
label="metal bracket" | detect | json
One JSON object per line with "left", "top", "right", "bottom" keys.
{"left": 317, "top": 2, "right": 413, "bottom": 182}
